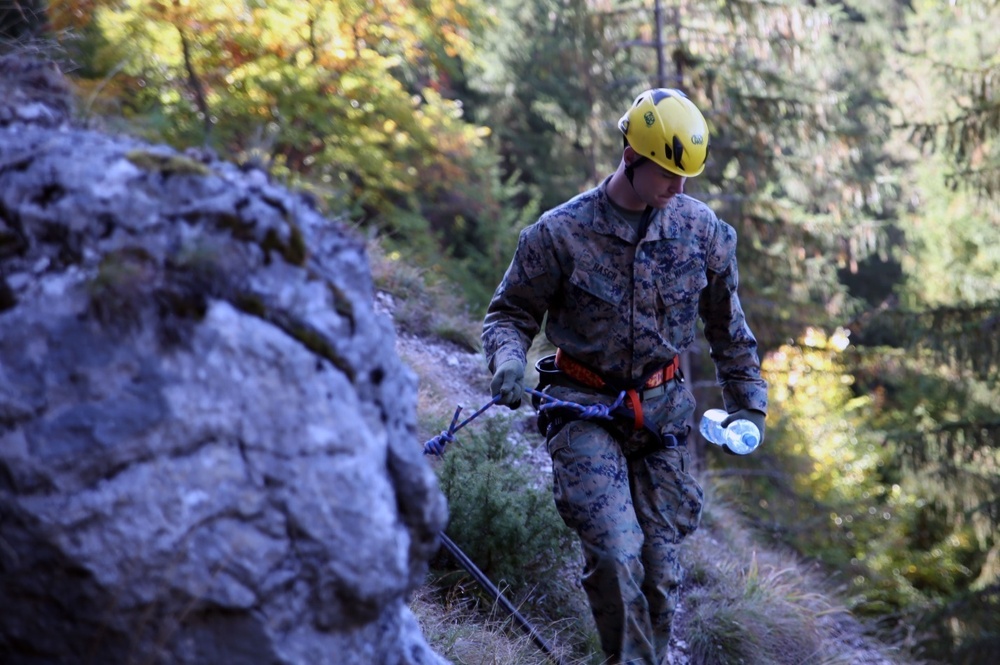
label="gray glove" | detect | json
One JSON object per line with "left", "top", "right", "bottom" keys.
{"left": 490, "top": 359, "right": 525, "bottom": 409}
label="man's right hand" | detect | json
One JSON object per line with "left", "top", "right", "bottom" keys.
{"left": 490, "top": 359, "right": 525, "bottom": 409}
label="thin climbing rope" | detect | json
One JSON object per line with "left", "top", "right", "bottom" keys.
{"left": 422, "top": 388, "right": 627, "bottom": 456}
{"left": 422, "top": 394, "right": 501, "bottom": 456}
{"left": 531, "top": 387, "right": 627, "bottom": 421}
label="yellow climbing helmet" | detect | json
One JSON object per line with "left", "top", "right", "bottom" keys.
{"left": 618, "top": 88, "right": 709, "bottom": 177}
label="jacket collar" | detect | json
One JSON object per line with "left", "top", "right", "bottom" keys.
{"left": 594, "top": 177, "right": 681, "bottom": 243}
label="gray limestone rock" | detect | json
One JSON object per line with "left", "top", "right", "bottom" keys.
{"left": 0, "top": 55, "right": 449, "bottom": 665}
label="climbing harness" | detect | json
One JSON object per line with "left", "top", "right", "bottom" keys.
{"left": 554, "top": 349, "right": 681, "bottom": 391}
{"left": 552, "top": 350, "right": 682, "bottom": 431}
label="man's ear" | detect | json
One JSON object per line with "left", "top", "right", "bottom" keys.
{"left": 623, "top": 145, "right": 638, "bottom": 166}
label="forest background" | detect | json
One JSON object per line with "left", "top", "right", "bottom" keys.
{"left": 2, "top": 1, "right": 998, "bottom": 664}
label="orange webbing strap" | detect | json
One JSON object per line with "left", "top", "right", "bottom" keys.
{"left": 554, "top": 348, "right": 606, "bottom": 389}
{"left": 625, "top": 389, "right": 643, "bottom": 430}
{"left": 555, "top": 349, "right": 676, "bottom": 429}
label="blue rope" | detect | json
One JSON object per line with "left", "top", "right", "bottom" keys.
{"left": 422, "top": 388, "right": 628, "bottom": 456}
{"left": 526, "top": 387, "right": 627, "bottom": 421}
{"left": 423, "top": 395, "right": 502, "bottom": 456}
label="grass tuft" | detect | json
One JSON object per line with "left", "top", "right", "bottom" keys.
{"left": 125, "top": 150, "right": 212, "bottom": 176}
{"left": 88, "top": 246, "right": 159, "bottom": 330}
{"left": 680, "top": 499, "right": 864, "bottom": 665}
{"left": 369, "top": 238, "right": 481, "bottom": 351}
{"left": 411, "top": 585, "right": 598, "bottom": 665}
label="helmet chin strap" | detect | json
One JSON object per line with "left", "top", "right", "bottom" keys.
{"left": 621, "top": 151, "right": 655, "bottom": 239}
{"left": 625, "top": 156, "right": 648, "bottom": 192}
{"left": 622, "top": 142, "right": 653, "bottom": 228}
{"left": 623, "top": 138, "right": 638, "bottom": 187}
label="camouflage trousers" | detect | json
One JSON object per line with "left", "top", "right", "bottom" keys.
{"left": 547, "top": 416, "right": 704, "bottom": 665}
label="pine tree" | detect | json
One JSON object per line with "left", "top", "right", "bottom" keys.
{"left": 846, "top": 2, "right": 1000, "bottom": 659}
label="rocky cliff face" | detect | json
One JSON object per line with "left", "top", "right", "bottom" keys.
{"left": 0, "top": 55, "right": 449, "bottom": 665}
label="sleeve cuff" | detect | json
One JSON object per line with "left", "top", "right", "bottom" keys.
{"left": 722, "top": 381, "right": 769, "bottom": 414}
{"left": 489, "top": 346, "right": 527, "bottom": 373}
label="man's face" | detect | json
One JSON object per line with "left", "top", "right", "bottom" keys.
{"left": 632, "top": 159, "right": 687, "bottom": 208}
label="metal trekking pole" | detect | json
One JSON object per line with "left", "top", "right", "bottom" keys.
{"left": 438, "top": 532, "right": 566, "bottom": 665}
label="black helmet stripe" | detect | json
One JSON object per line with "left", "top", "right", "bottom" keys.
{"left": 672, "top": 136, "right": 684, "bottom": 171}
{"left": 650, "top": 88, "right": 682, "bottom": 104}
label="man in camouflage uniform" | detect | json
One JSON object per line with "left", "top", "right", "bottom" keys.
{"left": 481, "top": 89, "right": 768, "bottom": 665}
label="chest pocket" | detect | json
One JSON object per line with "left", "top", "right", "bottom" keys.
{"left": 655, "top": 260, "right": 707, "bottom": 325}
{"left": 568, "top": 253, "right": 626, "bottom": 305}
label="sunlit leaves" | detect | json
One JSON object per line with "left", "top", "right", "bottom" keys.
{"left": 761, "top": 327, "right": 993, "bottom": 622}
{"left": 764, "top": 327, "right": 875, "bottom": 498}
{"left": 54, "top": 0, "right": 493, "bottom": 254}
{"left": 896, "top": 161, "right": 1000, "bottom": 309}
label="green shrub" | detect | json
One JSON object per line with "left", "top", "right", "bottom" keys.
{"left": 428, "top": 414, "right": 601, "bottom": 661}
{"left": 434, "top": 416, "right": 574, "bottom": 591}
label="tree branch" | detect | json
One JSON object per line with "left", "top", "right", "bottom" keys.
{"left": 175, "top": 23, "right": 213, "bottom": 140}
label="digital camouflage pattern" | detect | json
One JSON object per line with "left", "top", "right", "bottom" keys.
{"left": 482, "top": 176, "right": 768, "bottom": 664}
{"left": 548, "top": 415, "right": 703, "bottom": 664}
{"left": 482, "top": 177, "right": 768, "bottom": 413}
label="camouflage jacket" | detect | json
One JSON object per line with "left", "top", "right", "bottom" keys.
{"left": 482, "top": 177, "right": 768, "bottom": 414}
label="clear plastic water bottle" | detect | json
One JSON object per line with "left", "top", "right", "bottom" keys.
{"left": 699, "top": 408, "right": 761, "bottom": 455}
